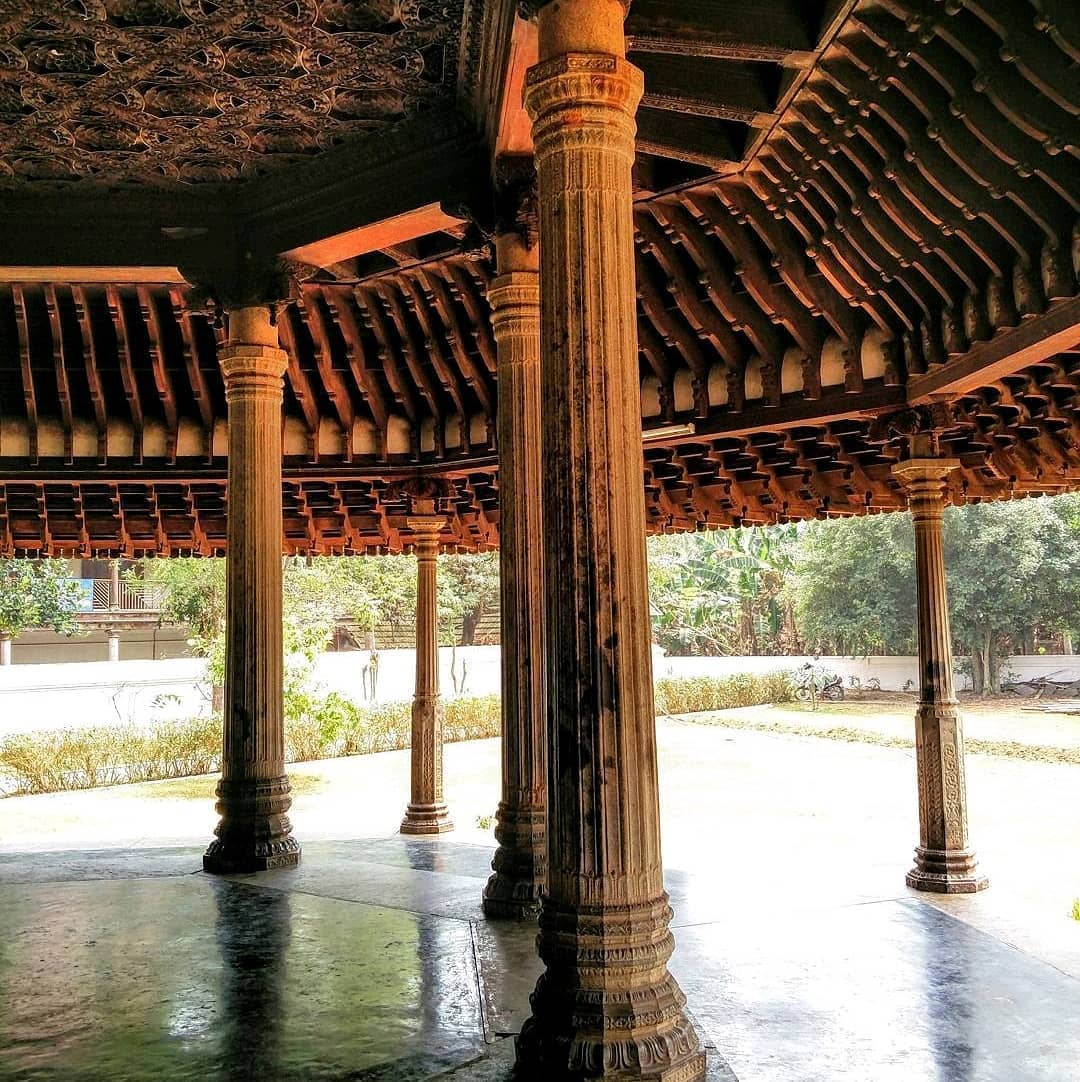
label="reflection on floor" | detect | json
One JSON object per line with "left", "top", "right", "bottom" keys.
{"left": 0, "top": 838, "right": 1077, "bottom": 1081}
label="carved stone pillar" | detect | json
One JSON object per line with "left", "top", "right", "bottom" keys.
{"left": 401, "top": 514, "right": 454, "bottom": 835}
{"left": 516, "top": 2, "right": 705, "bottom": 1077}
{"left": 893, "top": 458, "right": 988, "bottom": 894}
{"left": 483, "top": 226, "right": 546, "bottom": 919}
{"left": 204, "top": 306, "right": 300, "bottom": 875}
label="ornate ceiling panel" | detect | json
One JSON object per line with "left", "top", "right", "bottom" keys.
{"left": 0, "top": 0, "right": 466, "bottom": 186}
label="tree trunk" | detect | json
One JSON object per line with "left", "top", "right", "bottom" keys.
{"left": 462, "top": 606, "right": 481, "bottom": 646}
{"left": 984, "top": 626, "right": 997, "bottom": 693}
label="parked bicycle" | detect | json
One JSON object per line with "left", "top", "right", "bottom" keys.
{"left": 794, "top": 662, "right": 845, "bottom": 702}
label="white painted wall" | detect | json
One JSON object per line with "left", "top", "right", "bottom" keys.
{"left": 1, "top": 649, "right": 1077, "bottom": 738}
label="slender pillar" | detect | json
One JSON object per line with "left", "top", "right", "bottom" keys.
{"left": 107, "top": 633, "right": 120, "bottom": 663}
{"left": 893, "top": 458, "right": 987, "bottom": 894}
{"left": 0, "top": 635, "right": 11, "bottom": 666}
{"left": 516, "top": 2, "right": 705, "bottom": 1077}
{"left": 483, "top": 227, "right": 547, "bottom": 918}
{"left": 108, "top": 559, "right": 120, "bottom": 610}
{"left": 401, "top": 513, "right": 454, "bottom": 835}
{"left": 204, "top": 305, "right": 300, "bottom": 874}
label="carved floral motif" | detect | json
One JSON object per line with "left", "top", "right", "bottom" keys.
{"left": 0, "top": 0, "right": 463, "bottom": 186}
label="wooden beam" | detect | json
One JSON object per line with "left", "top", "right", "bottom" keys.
{"left": 0, "top": 266, "right": 186, "bottom": 284}
{"left": 627, "top": 0, "right": 817, "bottom": 66}
{"left": 908, "top": 297, "right": 1080, "bottom": 401}
{"left": 494, "top": 15, "right": 538, "bottom": 156}
{"left": 634, "top": 54, "right": 778, "bottom": 126}
{"left": 636, "top": 109, "right": 743, "bottom": 170}
{"left": 285, "top": 204, "right": 464, "bottom": 268}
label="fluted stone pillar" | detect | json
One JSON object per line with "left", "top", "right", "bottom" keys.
{"left": 516, "top": 2, "right": 705, "bottom": 1077}
{"left": 204, "top": 305, "right": 300, "bottom": 874}
{"left": 483, "top": 230, "right": 546, "bottom": 919}
{"left": 893, "top": 458, "right": 987, "bottom": 894}
{"left": 401, "top": 514, "right": 454, "bottom": 835}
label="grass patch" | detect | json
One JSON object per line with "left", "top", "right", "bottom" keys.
{"left": 681, "top": 708, "right": 1080, "bottom": 767}
{"left": 134, "top": 773, "right": 327, "bottom": 801}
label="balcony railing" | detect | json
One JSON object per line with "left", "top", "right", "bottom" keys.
{"left": 77, "top": 579, "right": 165, "bottom": 613}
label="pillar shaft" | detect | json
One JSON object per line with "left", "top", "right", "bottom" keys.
{"left": 516, "top": 2, "right": 705, "bottom": 1077}
{"left": 401, "top": 516, "right": 454, "bottom": 834}
{"left": 484, "top": 231, "right": 547, "bottom": 918}
{"left": 204, "top": 306, "right": 300, "bottom": 874}
{"left": 893, "top": 458, "right": 987, "bottom": 894}
{"left": 107, "top": 634, "right": 120, "bottom": 664}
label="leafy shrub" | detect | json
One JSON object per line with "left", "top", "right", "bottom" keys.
{"left": 2, "top": 676, "right": 787, "bottom": 797}
{"left": 444, "top": 694, "right": 501, "bottom": 742}
{"left": 1072, "top": 899, "right": 1080, "bottom": 922}
{"left": 653, "top": 671, "right": 793, "bottom": 716}
{"left": 0, "top": 716, "right": 221, "bottom": 796}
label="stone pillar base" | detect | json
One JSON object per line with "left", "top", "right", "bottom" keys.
{"left": 514, "top": 896, "right": 707, "bottom": 1081}
{"left": 204, "top": 775, "right": 300, "bottom": 874}
{"left": 401, "top": 803, "right": 455, "bottom": 835}
{"left": 907, "top": 847, "right": 989, "bottom": 894}
{"left": 203, "top": 837, "right": 301, "bottom": 874}
{"left": 483, "top": 801, "right": 545, "bottom": 919}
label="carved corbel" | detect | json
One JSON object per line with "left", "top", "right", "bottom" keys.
{"left": 183, "top": 253, "right": 307, "bottom": 328}
{"left": 494, "top": 154, "right": 538, "bottom": 248}
{"left": 385, "top": 476, "right": 457, "bottom": 518}
{"left": 870, "top": 401, "right": 956, "bottom": 460}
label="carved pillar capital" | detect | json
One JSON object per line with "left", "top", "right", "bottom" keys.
{"left": 488, "top": 240, "right": 541, "bottom": 349}
{"left": 219, "top": 306, "right": 288, "bottom": 398}
{"left": 407, "top": 514, "right": 446, "bottom": 550}
{"left": 891, "top": 457, "right": 960, "bottom": 518}
{"left": 525, "top": 53, "right": 643, "bottom": 161}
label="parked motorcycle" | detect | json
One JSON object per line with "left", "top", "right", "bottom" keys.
{"left": 794, "top": 662, "right": 845, "bottom": 702}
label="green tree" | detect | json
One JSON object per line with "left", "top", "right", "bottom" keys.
{"left": 140, "top": 558, "right": 227, "bottom": 648}
{"left": 437, "top": 551, "right": 499, "bottom": 647}
{"left": 794, "top": 494, "right": 1080, "bottom": 691}
{"left": 647, "top": 526, "right": 798, "bottom": 656}
{"left": 794, "top": 513, "right": 916, "bottom": 657}
{"left": 0, "top": 559, "right": 82, "bottom": 662}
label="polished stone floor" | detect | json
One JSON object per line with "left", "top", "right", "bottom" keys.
{"left": 1, "top": 835, "right": 1078, "bottom": 1081}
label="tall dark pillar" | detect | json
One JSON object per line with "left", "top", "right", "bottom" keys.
{"left": 515, "top": 1, "right": 705, "bottom": 1077}
{"left": 204, "top": 305, "right": 300, "bottom": 874}
{"left": 484, "top": 220, "right": 547, "bottom": 919}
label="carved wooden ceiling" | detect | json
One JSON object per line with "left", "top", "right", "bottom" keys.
{"left": 0, "top": 0, "right": 1078, "bottom": 553}
{"left": 0, "top": 0, "right": 465, "bottom": 186}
